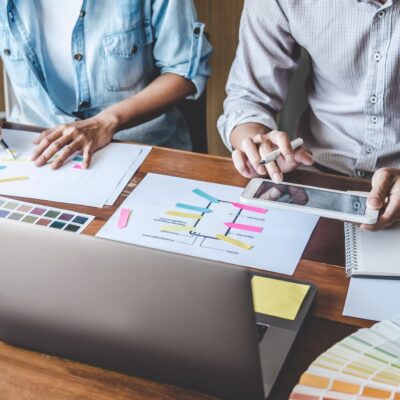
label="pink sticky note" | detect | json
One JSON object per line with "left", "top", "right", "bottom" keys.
{"left": 231, "top": 202, "right": 268, "bottom": 214}
{"left": 117, "top": 208, "right": 131, "bottom": 229}
{"left": 73, "top": 163, "right": 83, "bottom": 170}
{"left": 224, "top": 222, "right": 263, "bottom": 233}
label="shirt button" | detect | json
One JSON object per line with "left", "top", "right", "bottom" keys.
{"left": 357, "top": 170, "right": 366, "bottom": 178}
{"left": 74, "top": 53, "right": 83, "bottom": 61}
{"left": 374, "top": 52, "right": 381, "bottom": 62}
{"left": 371, "top": 116, "right": 378, "bottom": 124}
{"left": 193, "top": 27, "right": 201, "bottom": 36}
{"left": 3, "top": 48, "right": 11, "bottom": 56}
{"left": 378, "top": 11, "right": 386, "bottom": 18}
{"left": 131, "top": 45, "right": 138, "bottom": 55}
{"left": 366, "top": 147, "right": 373, "bottom": 154}
{"left": 369, "top": 95, "right": 378, "bottom": 104}
{"left": 79, "top": 10, "right": 86, "bottom": 18}
{"left": 79, "top": 101, "right": 89, "bottom": 108}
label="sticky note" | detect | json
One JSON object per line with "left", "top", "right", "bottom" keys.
{"left": 251, "top": 276, "right": 309, "bottom": 320}
{"left": 118, "top": 208, "right": 131, "bottom": 229}
{"left": 216, "top": 234, "right": 253, "bottom": 250}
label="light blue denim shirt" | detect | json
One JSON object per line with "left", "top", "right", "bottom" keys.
{"left": 0, "top": 0, "right": 212, "bottom": 149}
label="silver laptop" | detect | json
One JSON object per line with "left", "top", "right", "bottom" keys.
{"left": 0, "top": 219, "right": 316, "bottom": 399}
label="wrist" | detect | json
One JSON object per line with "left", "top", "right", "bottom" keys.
{"left": 230, "top": 123, "right": 271, "bottom": 150}
{"left": 95, "top": 110, "right": 121, "bottom": 135}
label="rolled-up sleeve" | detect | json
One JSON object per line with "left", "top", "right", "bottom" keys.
{"left": 217, "top": 0, "right": 300, "bottom": 150}
{"left": 152, "top": 0, "right": 212, "bottom": 99}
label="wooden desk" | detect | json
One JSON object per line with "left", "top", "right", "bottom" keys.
{"left": 0, "top": 123, "right": 374, "bottom": 400}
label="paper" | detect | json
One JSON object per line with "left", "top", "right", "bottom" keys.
{"left": 252, "top": 276, "right": 310, "bottom": 320}
{"left": 97, "top": 174, "right": 319, "bottom": 275}
{"left": 343, "top": 278, "right": 400, "bottom": 321}
{"left": 117, "top": 208, "right": 131, "bottom": 229}
{"left": 0, "top": 129, "right": 151, "bottom": 207}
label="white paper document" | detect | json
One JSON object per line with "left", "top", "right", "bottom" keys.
{"left": 0, "top": 129, "right": 151, "bottom": 207}
{"left": 343, "top": 278, "right": 400, "bottom": 321}
{"left": 97, "top": 173, "right": 319, "bottom": 274}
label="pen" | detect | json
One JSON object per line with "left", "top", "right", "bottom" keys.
{"left": 0, "top": 138, "right": 16, "bottom": 160}
{"left": 259, "top": 138, "right": 304, "bottom": 165}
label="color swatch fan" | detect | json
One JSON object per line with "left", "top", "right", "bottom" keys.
{"left": 290, "top": 316, "right": 400, "bottom": 399}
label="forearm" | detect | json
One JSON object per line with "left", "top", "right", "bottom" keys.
{"left": 97, "top": 73, "right": 196, "bottom": 132}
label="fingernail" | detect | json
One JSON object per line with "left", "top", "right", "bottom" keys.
{"left": 272, "top": 172, "right": 283, "bottom": 183}
{"left": 367, "top": 197, "right": 382, "bottom": 209}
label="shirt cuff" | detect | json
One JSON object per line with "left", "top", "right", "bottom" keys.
{"left": 217, "top": 111, "right": 278, "bottom": 152}
{"left": 160, "top": 69, "right": 206, "bottom": 100}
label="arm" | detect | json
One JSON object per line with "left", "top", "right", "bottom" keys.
{"left": 218, "top": 0, "right": 313, "bottom": 180}
{"left": 32, "top": 74, "right": 195, "bottom": 169}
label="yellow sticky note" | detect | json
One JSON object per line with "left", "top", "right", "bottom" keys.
{"left": 251, "top": 276, "right": 310, "bottom": 320}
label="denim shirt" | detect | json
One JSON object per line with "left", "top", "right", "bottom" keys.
{"left": 0, "top": 0, "right": 212, "bottom": 149}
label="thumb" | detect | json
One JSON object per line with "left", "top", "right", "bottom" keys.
{"left": 367, "top": 169, "right": 393, "bottom": 209}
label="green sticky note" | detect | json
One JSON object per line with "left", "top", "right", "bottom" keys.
{"left": 252, "top": 276, "right": 310, "bottom": 320}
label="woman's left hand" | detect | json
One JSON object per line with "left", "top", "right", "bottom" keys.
{"left": 31, "top": 113, "right": 118, "bottom": 170}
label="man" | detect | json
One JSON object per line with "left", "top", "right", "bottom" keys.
{"left": 0, "top": 0, "right": 211, "bottom": 169}
{"left": 218, "top": 0, "right": 399, "bottom": 231}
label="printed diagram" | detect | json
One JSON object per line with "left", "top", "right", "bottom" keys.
{"left": 157, "top": 188, "right": 268, "bottom": 252}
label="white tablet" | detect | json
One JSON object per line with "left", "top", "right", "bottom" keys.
{"left": 241, "top": 178, "right": 379, "bottom": 224}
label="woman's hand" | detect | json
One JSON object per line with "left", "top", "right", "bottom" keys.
{"left": 230, "top": 123, "right": 314, "bottom": 181}
{"left": 31, "top": 113, "right": 118, "bottom": 170}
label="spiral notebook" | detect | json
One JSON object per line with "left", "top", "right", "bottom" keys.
{"left": 344, "top": 222, "right": 400, "bottom": 278}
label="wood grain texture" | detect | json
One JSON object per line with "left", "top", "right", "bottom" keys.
{"left": 194, "top": 0, "right": 244, "bottom": 156}
{"left": 0, "top": 122, "right": 376, "bottom": 399}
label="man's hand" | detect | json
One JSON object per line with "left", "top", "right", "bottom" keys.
{"left": 230, "top": 123, "right": 314, "bottom": 181}
{"left": 31, "top": 112, "right": 118, "bottom": 170}
{"left": 361, "top": 168, "right": 400, "bottom": 231}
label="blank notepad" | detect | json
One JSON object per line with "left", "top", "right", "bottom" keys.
{"left": 251, "top": 276, "right": 310, "bottom": 320}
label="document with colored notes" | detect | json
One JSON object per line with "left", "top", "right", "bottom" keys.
{"left": 97, "top": 173, "right": 319, "bottom": 275}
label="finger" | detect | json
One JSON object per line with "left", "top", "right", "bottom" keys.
{"left": 51, "top": 140, "right": 82, "bottom": 170}
{"left": 294, "top": 147, "right": 314, "bottom": 166}
{"left": 31, "top": 129, "right": 63, "bottom": 162}
{"left": 361, "top": 195, "right": 400, "bottom": 231}
{"left": 259, "top": 139, "right": 282, "bottom": 182}
{"left": 34, "top": 128, "right": 54, "bottom": 145}
{"left": 268, "top": 131, "right": 296, "bottom": 164}
{"left": 260, "top": 187, "right": 282, "bottom": 201}
{"left": 367, "top": 168, "right": 394, "bottom": 210}
{"left": 34, "top": 135, "right": 72, "bottom": 167}
{"left": 232, "top": 149, "right": 254, "bottom": 178}
{"left": 82, "top": 145, "right": 93, "bottom": 169}
{"left": 241, "top": 138, "right": 267, "bottom": 175}
{"left": 289, "top": 187, "right": 309, "bottom": 205}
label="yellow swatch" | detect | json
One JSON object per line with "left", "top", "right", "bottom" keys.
{"left": 251, "top": 276, "right": 309, "bottom": 320}
{"left": 216, "top": 234, "right": 253, "bottom": 250}
{"left": 161, "top": 225, "right": 196, "bottom": 233}
{"left": 0, "top": 157, "right": 30, "bottom": 163}
{"left": 166, "top": 211, "right": 203, "bottom": 220}
{"left": 0, "top": 176, "right": 29, "bottom": 183}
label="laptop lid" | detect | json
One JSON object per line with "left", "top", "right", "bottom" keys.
{"left": 0, "top": 219, "right": 265, "bottom": 400}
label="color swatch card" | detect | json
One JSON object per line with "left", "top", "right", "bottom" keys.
{"left": 97, "top": 173, "right": 319, "bottom": 275}
{"left": 0, "top": 129, "right": 151, "bottom": 207}
{"left": 290, "top": 316, "right": 400, "bottom": 399}
{"left": 0, "top": 196, "right": 93, "bottom": 233}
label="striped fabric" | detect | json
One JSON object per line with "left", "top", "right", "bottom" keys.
{"left": 217, "top": 0, "right": 400, "bottom": 178}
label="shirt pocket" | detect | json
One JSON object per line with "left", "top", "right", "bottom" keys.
{"left": 102, "top": 20, "right": 153, "bottom": 92}
{"left": 0, "top": 30, "right": 37, "bottom": 89}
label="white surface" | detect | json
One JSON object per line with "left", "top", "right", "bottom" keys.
{"left": 343, "top": 278, "right": 400, "bottom": 321}
{"left": 35, "top": 0, "right": 81, "bottom": 111}
{"left": 97, "top": 173, "right": 319, "bottom": 275}
{"left": 0, "top": 129, "right": 151, "bottom": 207}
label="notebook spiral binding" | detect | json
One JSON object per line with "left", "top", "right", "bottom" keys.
{"left": 344, "top": 222, "right": 359, "bottom": 277}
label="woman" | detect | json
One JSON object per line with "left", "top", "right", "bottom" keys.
{"left": 1, "top": 0, "right": 212, "bottom": 169}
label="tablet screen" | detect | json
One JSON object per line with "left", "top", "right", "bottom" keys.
{"left": 253, "top": 182, "right": 367, "bottom": 215}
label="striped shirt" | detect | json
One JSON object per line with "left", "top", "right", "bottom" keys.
{"left": 217, "top": 0, "right": 400, "bottom": 178}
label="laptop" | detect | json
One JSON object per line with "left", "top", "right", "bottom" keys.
{"left": 0, "top": 219, "right": 316, "bottom": 399}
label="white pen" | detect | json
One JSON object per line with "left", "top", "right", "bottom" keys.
{"left": 259, "top": 138, "right": 304, "bottom": 165}
{"left": 0, "top": 138, "right": 16, "bottom": 160}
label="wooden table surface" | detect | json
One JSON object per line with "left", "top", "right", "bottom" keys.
{"left": 0, "top": 123, "right": 375, "bottom": 400}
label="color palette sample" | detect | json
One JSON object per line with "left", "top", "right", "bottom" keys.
{"left": 0, "top": 196, "right": 94, "bottom": 234}
{"left": 290, "top": 316, "right": 400, "bottom": 399}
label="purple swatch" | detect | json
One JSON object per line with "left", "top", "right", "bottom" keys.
{"left": 59, "top": 213, "right": 74, "bottom": 221}
{"left": 31, "top": 208, "right": 46, "bottom": 216}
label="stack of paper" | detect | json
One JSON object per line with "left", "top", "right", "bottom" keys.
{"left": 290, "top": 316, "right": 400, "bottom": 399}
{"left": 0, "top": 129, "right": 151, "bottom": 207}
